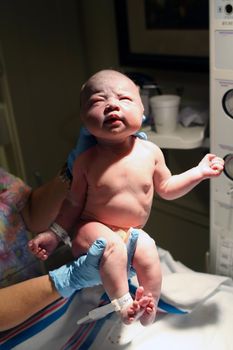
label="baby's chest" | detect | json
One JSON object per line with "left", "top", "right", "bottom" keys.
{"left": 87, "top": 156, "right": 154, "bottom": 193}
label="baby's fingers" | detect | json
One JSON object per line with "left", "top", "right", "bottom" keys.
{"left": 211, "top": 164, "right": 223, "bottom": 172}
{"left": 210, "top": 157, "right": 224, "bottom": 172}
{"left": 211, "top": 156, "right": 224, "bottom": 164}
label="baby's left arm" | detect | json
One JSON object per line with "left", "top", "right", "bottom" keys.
{"left": 154, "top": 152, "right": 224, "bottom": 201}
{"left": 197, "top": 153, "right": 224, "bottom": 177}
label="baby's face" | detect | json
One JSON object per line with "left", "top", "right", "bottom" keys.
{"left": 80, "top": 70, "right": 144, "bottom": 142}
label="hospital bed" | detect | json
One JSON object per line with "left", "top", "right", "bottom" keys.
{"left": 1, "top": 246, "right": 232, "bottom": 350}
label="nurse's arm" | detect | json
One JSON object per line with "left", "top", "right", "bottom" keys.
{"left": 21, "top": 175, "right": 69, "bottom": 233}
{"left": 0, "top": 275, "right": 59, "bottom": 331}
{"left": 0, "top": 238, "right": 107, "bottom": 331}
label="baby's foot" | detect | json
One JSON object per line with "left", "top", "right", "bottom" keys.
{"left": 28, "top": 231, "right": 60, "bottom": 260}
{"left": 139, "top": 292, "right": 156, "bottom": 326}
{"left": 121, "top": 286, "right": 151, "bottom": 325}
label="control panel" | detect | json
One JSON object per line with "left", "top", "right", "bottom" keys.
{"left": 215, "top": 0, "right": 233, "bottom": 18}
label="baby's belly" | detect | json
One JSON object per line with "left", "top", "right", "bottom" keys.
{"left": 81, "top": 195, "right": 151, "bottom": 229}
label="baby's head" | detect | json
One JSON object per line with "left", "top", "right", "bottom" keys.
{"left": 80, "top": 69, "right": 144, "bottom": 141}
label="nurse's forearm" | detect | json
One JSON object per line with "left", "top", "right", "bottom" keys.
{"left": 21, "top": 176, "right": 69, "bottom": 232}
{"left": 0, "top": 275, "right": 60, "bottom": 331}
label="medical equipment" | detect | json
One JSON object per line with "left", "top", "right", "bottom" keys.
{"left": 210, "top": 0, "right": 233, "bottom": 277}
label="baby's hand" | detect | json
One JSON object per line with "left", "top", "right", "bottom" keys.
{"left": 198, "top": 153, "right": 224, "bottom": 179}
{"left": 28, "top": 230, "right": 60, "bottom": 260}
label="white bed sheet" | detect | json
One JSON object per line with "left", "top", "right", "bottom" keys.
{"left": 70, "top": 247, "right": 233, "bottom": 350}
{"left": 117, "top": 285, "right": 233, "bottom": 350}
{"left": 90, "top": 248, "right": 233, "bottom": 350}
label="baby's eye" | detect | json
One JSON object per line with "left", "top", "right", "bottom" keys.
{"left": 89, "top": 98, "right": 104, "bottom": 106}
{"left": 120, "top": 96, "right": 132, "bottom": 101}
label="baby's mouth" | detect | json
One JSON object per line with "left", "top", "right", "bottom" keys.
{"left": 104, "top": 115, "right": 122, "bottom": 124}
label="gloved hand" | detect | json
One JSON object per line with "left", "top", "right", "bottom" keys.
{"left": 49, "top": 238, "right": 106, "bottom": 298}
{"left": 49, "top": 229, "right": 139, "bottom": 298}
{"left": 66, "top": 124, "right": 148, "bottom": 175}
{"left": 67, "top": 127, "right": 97, "bottom": 175}
{"left": 135, "top": 131, "right": 147, "bottom": 140}
{"left": 136, "top": 115, "right": 148, "bottom": 140}
{"left": 127, "top": 228, "right": 139, "bottom": 278}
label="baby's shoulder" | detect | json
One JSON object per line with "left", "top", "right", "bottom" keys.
{"left": 73, "top": 145, "right": 98, "bottom": 172}
{"left": 136, "top": 137, "right": 161, "bottom": 154}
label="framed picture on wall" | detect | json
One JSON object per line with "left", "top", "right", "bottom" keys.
{"left": 115, "top": 0, "right": 209, "bottom": 71}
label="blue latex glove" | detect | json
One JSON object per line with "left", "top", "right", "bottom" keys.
{"left": 127, "top": 228, "right": 139, "bottom": 278}
{"left": 49, "top": 238, "right": 107, "bottom": 298}
{"left": 49, "top": 229, "right": 139, "bottom": 297}
{"left": 67, "top": 128, "right": 97, "bottom": 175}
{"left": 136, "top": 130, "right": 148, "bottom": 141}
{"left": 66, "top": 124, "right": 148, "bottom": 175}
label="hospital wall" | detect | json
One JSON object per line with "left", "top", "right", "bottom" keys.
{"left": 0, "top": 0, "right": 210, "bottom": 271}
{"left": 0, "top": 0, "right": 87, "bottom": 185}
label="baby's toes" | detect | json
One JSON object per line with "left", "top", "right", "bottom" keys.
{"left": 127, "top": 307, "right": 137, "bottom": 318}
{"left": 135, "top": 286, "right": 144, "bottom": 301}
{"left": 138, "top": 296, "right": 150, "bottom": 308}
{"left": 146, "top": 305, "right": 155, "bottom": 314}
{"left": 131, "top": 300, "right": 140, "bottom": 312}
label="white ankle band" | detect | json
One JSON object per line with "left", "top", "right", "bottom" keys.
{"left": 77, "top": 292, "right": 133, "bottom": 324}
{"left": 111, "top": 292, "right": 133, "bottom": 311}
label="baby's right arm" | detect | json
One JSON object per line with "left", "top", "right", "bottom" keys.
{"left": 28, "top": 162, "right": 88, "bottom": 260}
{"left": 54, "top": 155, "right": 88, "bottom": 231}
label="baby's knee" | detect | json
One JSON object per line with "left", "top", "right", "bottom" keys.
{"left": 105, "top": 235, "right": 127, "bottom": 255}
{"left": 101, "top": 235, "right": 127, "bottom": 265}
{"left": 138, "top": 231, "right": 156, "bottom": 250}
{"left": 134, "top": 232, "right": 159, "bottom": 266}
{"left": 72, "top": 221, "right": 109, "bottom": 256}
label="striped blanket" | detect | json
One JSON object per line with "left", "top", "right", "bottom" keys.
{"left": 0, "top": 287, "right": 113, "bottom": 350}
{"left": 0, "top": 280, "right": 184, "bottom": 350}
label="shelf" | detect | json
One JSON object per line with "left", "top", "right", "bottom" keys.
{"left": 141, "top": 124, "right": 209, "bottom": 149}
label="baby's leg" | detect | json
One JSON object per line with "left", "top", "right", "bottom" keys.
{"left": 132, "top": 230, "right": 162, "bottom": 326}
{"left": 28, "top": 231, "right": 60, "bottom": 260}
{"left": 72, "top": 222, "right": 148, "bottom": 324}
{"left": 73, "top": 221, "right": 129, "bottom": 297}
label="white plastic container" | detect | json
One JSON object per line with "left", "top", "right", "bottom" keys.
{"left": 150, "top": 95, "right": 181, "bottom": 134}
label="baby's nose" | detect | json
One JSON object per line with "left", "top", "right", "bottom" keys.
{"left": 105, "top": 99, "right": 120, "bottom": 112}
